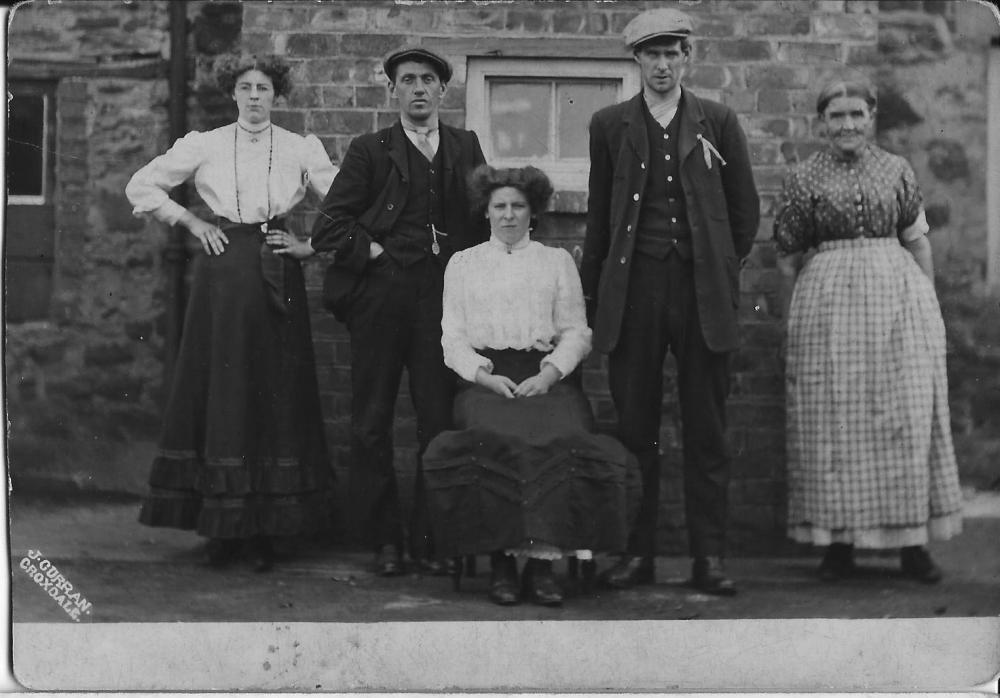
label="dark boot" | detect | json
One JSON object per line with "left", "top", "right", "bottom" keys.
{"left": 489, "top": 552, "right": 520, "bottom": 605}
{"left": 250, "top": 535, "right": 275, "bottom": 573}
{"left": 900, "top": 546, "right": 943, "bottom": 584}
{"left": 599, "top": 554, "right": 655, "bottom": 589}
{"left": 522, "top": 559, "right": 563, "bottom": 607}
{"left": 206, "top": 538, "right": 241, "bottom": 568}
{"left": 818, "top": 543, "right": 856, "bottom": 582}
{"left": 691, "top": 556, "right": 738, "bottom": 596}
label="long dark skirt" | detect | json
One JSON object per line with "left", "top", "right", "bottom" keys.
{"left": 423, "top": 349, "right": 639, "bottom": 558}
{"left": 138, "top": 221, "right": 334, "bottom": 538}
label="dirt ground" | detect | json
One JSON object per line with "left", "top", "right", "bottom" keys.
{"left": 9, "top": 491, "right": 1000, "bottom": 623}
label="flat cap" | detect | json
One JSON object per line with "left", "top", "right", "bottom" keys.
{"left": 383, "top": 46, "right": 453, "bottom": 83}
{"left": 623, "top": 8, "right": 694, "bottom": 49}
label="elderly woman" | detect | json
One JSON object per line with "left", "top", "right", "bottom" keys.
{"left": 423, "top": 165, "right": 638, "bottom": 607}
{"left": 125, "top": 54, "right": 338, "bottom": 571}
{"left": 774, "top": 77, "right": 963, "bottom": 584}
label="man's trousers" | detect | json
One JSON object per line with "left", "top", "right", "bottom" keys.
{"left": 345, "top": 255, "right": 454, "bottom": 556}
{"left": 608, "top": 252, "right": 732, "bottom": 559}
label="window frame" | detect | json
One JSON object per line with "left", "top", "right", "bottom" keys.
{"left": 8, "top": 82, "right": 54, "bottom": 206}
{"left": 466, "top": 58, "right": 640, "bottom": 191}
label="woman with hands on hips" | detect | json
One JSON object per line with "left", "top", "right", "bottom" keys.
{"left": 422, "top": 165, "right": 639, "bottom": 607}
{"left": 125, "top": 53, "right": 338, "bottom": 572}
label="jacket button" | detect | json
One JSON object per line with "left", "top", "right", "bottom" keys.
{"left": 633, "top": 193, "right": 639, "bottom": 201}
{"left": 626, "top": 224, "right": 632, "bottom": 232}
{"left": 620, "top": 256, "right": 627, "bottom": 264}
{"left": 640, "top": 162, "right": 646, "bottom": 169}
{"left": 387, "top": 203, "right": 394, "bottom": 210}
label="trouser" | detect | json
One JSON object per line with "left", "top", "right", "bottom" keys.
{"left": 346, "top": 254, "right": 454, "bottom": 556}
{"left": 608, "top": 252, "right": 732, "bottom": 558}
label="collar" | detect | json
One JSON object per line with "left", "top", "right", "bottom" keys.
{"left": 400, "top": 114, "right": 440, "bottom": 135}
{"left": 236, "top": 117, "right": 272, "bottom": 133}
{"left": 488, "top": 232, "right": 532, "bottom": 253}
{"left": 642, "top": 84, "right": 681, "bottom": 113}
{"left": 828, "top": 142, "right": 873, "bottom": 164}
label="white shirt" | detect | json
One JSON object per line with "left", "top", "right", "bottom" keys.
{"left": 441, "top": 236, "right": 592, "bottom": 382}
{"left": 400, "top": 115, "right": 440, "bottom": 157}
{"left": 125, "top": 121, "right": 338, "bottom": 226}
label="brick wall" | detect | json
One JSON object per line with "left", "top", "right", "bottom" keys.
{"left": 6, "top": 0, "right": 995, "bottom": 552}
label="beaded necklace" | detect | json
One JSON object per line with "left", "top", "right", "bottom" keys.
{"left": 234, "top": 122, "right": 273, "bottom": 230}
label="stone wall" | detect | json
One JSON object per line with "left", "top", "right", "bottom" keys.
{"left": 864, "top": 0, "right": 1000, "bottom": 489}
{"left": 6, "top": 0, "right": 996, "bottom": 551}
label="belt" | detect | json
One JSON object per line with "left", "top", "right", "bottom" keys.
{"left": 218, "top": 216, "right": 289, "bottom": 315}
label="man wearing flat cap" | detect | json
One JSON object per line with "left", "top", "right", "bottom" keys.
{"left": 312, "top": 46, "right": 487, "bottom": 576}
{"left": 581, "top": 8, "right": 759, "bottom": 595}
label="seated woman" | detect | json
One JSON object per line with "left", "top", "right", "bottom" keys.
{"left": 423, "top": 165, "right": 638, "bottom": 607}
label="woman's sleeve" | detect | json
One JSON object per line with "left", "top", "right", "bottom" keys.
{"left": 541, "top": 248, "right": 593, "bottom": 378}
{"left": 897, "top": 159, "right": 929, "bottom": 242}
{"left": 441, "top": 253, "right": 493, "bottom": 382}
{"left": 124, "top": 131, "right": 205, "bottom": 225}
{"left": 302, "top": 133, "right": 339, "bottom": 200}
{"left": 772, "top": 166, "right": 814, "bottom": 255}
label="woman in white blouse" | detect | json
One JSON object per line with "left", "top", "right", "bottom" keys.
{"left": 125, "top": 54, "right": 338, "bottom": 572}
{"left": 423, "top": 165, "right": 638, "bottom": 607}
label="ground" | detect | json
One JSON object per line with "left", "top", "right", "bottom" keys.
{"left": 9, "top": 490, "right": 1000, "bottom": 623}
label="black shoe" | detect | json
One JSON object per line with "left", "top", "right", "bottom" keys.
{"left": 375, "top": 544, "right": 404, "bottom": 577}
{"left": 691, "top": 557, "right": 738, "bottom": 596}
{"left": 413, "top": 558, "right": 453, "bottom": 577}
{"left": 488, "top": 552, "right": 520, "bottom": 606}
{"left": 250, "top": 535, "right": 275, "bottom": 573}
{"left": 599, "top": 555, "right": 655, "bottom": 589}
{"left": 522, "top": 559, "right": 563, "bottom": 607}
{"left": 900, "top": 546, "right": 943, "bottom": 584}
{"left": 817, "top": 543, "right": 856, "bottom": 582}
{"left": 206, "top": 538, "right": 241, "bottom": 567}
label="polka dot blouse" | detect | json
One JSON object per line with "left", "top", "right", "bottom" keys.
{"left": 773, "top": 144, "right": 925, "bottom": 255}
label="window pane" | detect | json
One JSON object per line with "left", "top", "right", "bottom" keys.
{"left": 557, "top": 81, "right": 619, "bottom": 158}
{"left": 7, "top": 93, "right": 46, "bottom": 197}
{"left": 489, "top": 81, "right": 551, "bottom": 159}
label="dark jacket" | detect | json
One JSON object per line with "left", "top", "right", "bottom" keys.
{"left": 312, "top": 121, "right": 488, "bottom": 319}
{"left": 581, "top": 89, "right": 760, "bottom": 354}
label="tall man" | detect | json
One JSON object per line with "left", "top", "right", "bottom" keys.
{"left": 311, "top": 47, "right": 488, "bottom": 575}
{"left": 581, "top": 9, "right": 760, "bottom": 595}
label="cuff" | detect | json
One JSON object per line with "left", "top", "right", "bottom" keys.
{"left": 900, "top": 210, "right": 929, "bottom": 243}
{"left": 456, "top": 354, "right": 493, "bottom": 383}
{"left": 539, "top": 355, "right": 569, "bottom": 382}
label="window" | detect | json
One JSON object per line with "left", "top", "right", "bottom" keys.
{"left": 988, "top": 37, "right": 1000, "bottom": 291}
{"left": 466, "top": 59, "right": 639, "bottom": 190}
{"left": 6, "top": 81, "right": 57, "bottom": 322}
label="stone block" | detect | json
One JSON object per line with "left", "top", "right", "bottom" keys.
{"left": 243, "top": 3, "right": 312, "bottom": 31}
{"left": 757, "top": 89, "right": 790, "bottom": 114}
{"left": 506, "top": 9, "right": 551, "bottom": 33}
{"left": 813, "top": 13, "right": 878, "bottom": 39}
{"left": 878, "top": 12, "right": 952, "bottom": 64}
{"left": 696, "top": 39, "right": 772, "bottom": 62}
{"left": 434, "top": 7, "right": 506, "bottom": 33}
{"left": 271, "top": 110, "right": 307, "bottom": 134}
{"left": 694, "top": 14, "right": 738, "bottom": 38}
{"left": 723, "top": 90, "right": 757, "bottom": 113}
{"left": 309, "top": 6, "right": 369, "bottom": 31}
{"left": 687, "top": 65, "right": 731, "bottom": 91}
{"left": 744, "top": 14, "right": 810, "bottom": 36}
{"left": 553, "top": 12, "right": 585, "bottom": 34}
{"left": 309, "top": 110, "right": 374, "bottom": 136}
{"left": 289, "top": 85, "right": 323, "bottom": 110}
{"left": 745, "top": 64, "right": 812, "bottom": 90}
{"left": 322, "top": 86, "right": 355, "bottom": 108}
{"left": 287, "top": 33, "right": 341, "bottom": 58}
{"left": 340, "top": 33, "right": 407, "bottom": 57}
{"left": 355, "top": 85, "right": 387, "bottom": 109}
{"left": 926, "top": 138, "right": 969, "bottom": 182}
{"left": 369, "top": 6, "right": 435, "bottom": 33}
{"left": 775, "top": 41, "right": 843, "bottom": 64}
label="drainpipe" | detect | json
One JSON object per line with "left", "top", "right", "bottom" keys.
{"left": 164, "top": 0, "right": 188, "bottom": 392}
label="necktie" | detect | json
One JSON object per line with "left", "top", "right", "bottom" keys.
{"left": 407, "top": 126, "right": 437, "bottom": 162}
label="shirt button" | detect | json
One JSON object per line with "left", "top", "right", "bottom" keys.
{"left": 387, "top": 203, "right": 394, "bottom": 210}
{"left": 665, "top": 155, "right": 671, "bottom": 161}
{"left": 640, "top": 162, "right": 646, "bottom": 169}
{"left": 663, "top": 133, "right": 670, "bottom": 140}
{"left": 620, "top": 256, "right": 627, "bottom": 264}
{"left": 671, "top": 217, "right": 677, "bottom": 223}
{"left": 671, "top": 238, "right": 678, "bottom": 245}
{"left": 633, "top": 193, "right": 640, "bottom": 201}
{"left": 626, "top": 224, "right": 632, "bottom": 232}
{"left": 429, "top": 169, "right": 435, "bottom": 174}
{"left": 667, "top": 176, "right": 673, "bottom": 182}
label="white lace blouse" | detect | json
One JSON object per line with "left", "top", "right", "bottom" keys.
{"left": 441, "top": 235, "right": 592, "bottom": 382}
{"left": 125, "top": 120, "right": 338, "bottom": 226}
